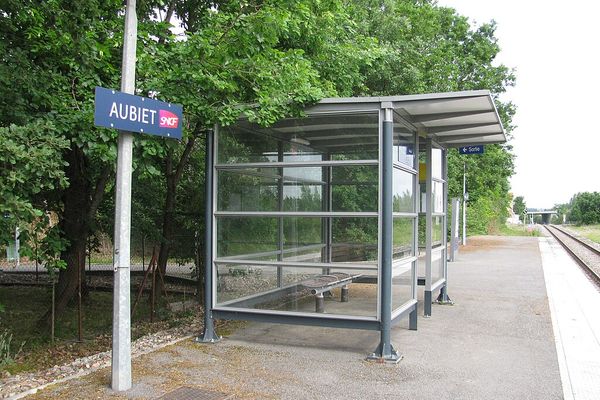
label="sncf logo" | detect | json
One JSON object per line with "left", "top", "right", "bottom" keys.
{"left": 159, "top": 109, "right": 179, "bottom": 128}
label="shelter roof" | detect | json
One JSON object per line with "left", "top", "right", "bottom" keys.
{"left": 311, "top": 90, "right": 506, "bottom": 148}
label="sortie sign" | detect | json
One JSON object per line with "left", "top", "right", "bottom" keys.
{"left": 94, "top": 86, "right": 183, "bottom": 139}
{"left": 458, "top": 145, "right": 484, "bottom": 155}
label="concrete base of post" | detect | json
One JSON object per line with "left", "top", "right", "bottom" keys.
{"left": 196, "top": 316, "right": 220, "bottom": 343}
{"left": 196, "top": 328, "right": 220, "bottom": 343}
{"left": 367, "top": 342, "right": 402, "bottom": 364}
{"left": 436, "top": 285, "right": 453, "bottom": 305}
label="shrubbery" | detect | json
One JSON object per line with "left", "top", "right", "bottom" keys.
{"left": 568, "top": 192, "right": 600, "bottom": 225}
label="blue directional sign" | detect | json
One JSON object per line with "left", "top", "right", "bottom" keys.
{"left": 459, "top": 145, "right": 484, "bottom": 155}
{"left": 94, "top": 87, "right": 183, "bottom": 139}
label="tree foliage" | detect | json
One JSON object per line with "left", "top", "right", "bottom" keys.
{"left": 512, "top": 196, "right": 526, "bottom": 222}
{"left": 568, "top": 192, "right": 600, "bottom": 225}
{"left": 0, "top": 0, "right": 518, "bottom": 320}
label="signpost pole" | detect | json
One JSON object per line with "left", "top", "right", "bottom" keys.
{"left": 462, "top": 162, "right": 467, "bottom": 246}
{"left": 112, "top": 0, "right": 137, "bottom": 392}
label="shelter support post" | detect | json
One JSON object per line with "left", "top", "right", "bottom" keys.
{"left": 449, "top": 198, "right": 460, "bottom": 262}
{"left": 277, "top": 142, "right": 284, "bottom": 287}
{"left": 437, "top": 149, "right": 452, "bottom": 305}
{"left": 424, "top": 139, "right": 433, "bottom": 317}
{"left": 368, "top": 107, "right": 401, "bottom": 363}
{"left": 197, "top": 129, "right": 220, "bottom": 343}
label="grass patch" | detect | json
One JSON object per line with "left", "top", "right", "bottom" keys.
{"left": 0, "top": 285, "right": 196, "bottom": 375}
{"left": 498, "top": 223, "right": 540, "bottom": 237}
{"left": 567, "top": 224, "right": 600, "bottom": 244}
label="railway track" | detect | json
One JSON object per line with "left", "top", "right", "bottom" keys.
{"left": 544, "top": 224, "right": 600, "bottom": 286}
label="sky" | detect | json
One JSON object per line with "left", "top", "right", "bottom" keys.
{"left": 437, "top": 0, "right": 600, "bottom": 209}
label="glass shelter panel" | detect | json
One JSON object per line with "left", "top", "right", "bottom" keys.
{"left": 431, "top": 248, "right": 444, "bottom": 283}
{"left": 391, "top": 114, "right": 418, "bottom": 314}
{"left": 392, "top": 218, "right": 414, "bottom": 311}
{"left": 218, "top": 113, "right": 380, "bottom": 164}
{"left": 218, "top": 166, "right": 378, "bottom": 213}
{"left": 215, "top": 261, "right": 377, "bottom": 317}
{"left": 217, "top": 216, "right": 278, "bottom": 260}
{"left": 432, "top": 216, "right": 444, "bottom": 247}
{"left": 393, "top": 218, "right": 414, "bottom": 260}
{"left": 393, "top": 125, "right": 416, "bottom": 167}
{"left": 393, "top": 168, "right": 414, "bottom": 213}
{"left": 214, "top": 111, "right": 380, "bottom": 320}
{"left": 432, "top": 180, "right": 444, "bottom": 213}
{"left": 432, "top": 148, "right": 443, "bottom": 179}
{"left": 392, "top": 260, "right": 413, "bottom": 311}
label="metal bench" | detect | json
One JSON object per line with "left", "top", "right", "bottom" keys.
{"left": 301, "top": 273, "right": 361, "bottom": 313}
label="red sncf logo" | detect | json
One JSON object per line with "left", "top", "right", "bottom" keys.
{"left": 159, "top": 109, "right": 179, "bottom": 128}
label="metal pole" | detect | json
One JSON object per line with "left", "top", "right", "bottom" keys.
{"left": 408, "top": 132, "right": 419, "bottom": 331}
{"left": 35, "top": 237, "right": 39, "bottom": 282}
{"left": 450, "top": 198, "right": 460, "bottom": 262}
{"left": 462, "top": 162, "right": 467, "bottom": 246}
{"left": 51, "top": 278, "right": 55, "bottom": 343}
{"left": 88, "top": 237, "right": 92, "bottom": 285}
{"left": 424, "top": 139, "right": 433, "bottom": 316}
{"left": 198, "top": 129, "right": 219, "bottom": 342}
{"left": 15, "top": 227, "right": 20, "bottom": 268}
{"left": 141, "top": 235, "right": 145, "bottom": 274}
{"left": 277, "top": 142, "right": 284, "bottom": 287}
{"left": 78, "top": 250, "right": 83, "bottom": 342}
{"left": 369, "top": 107, "right": 400, "bottom": 363}
{"left": 439, "top": 150, "right": 450, "bottom": 303}
{"left": 112, "top": 0, "right": 137, "bottom": 391}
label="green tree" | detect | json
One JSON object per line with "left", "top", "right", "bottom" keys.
{"left": 569, "top": 192, "right": 600, "bottom": 225}
{"left": 512, "top": 196, "right": 527, "bottom": 221}
{"left": 0, "top": 0, "right": 168, "bottom": 322}
{"left": 0, "top": 121, "right": 69, "bottom": 269}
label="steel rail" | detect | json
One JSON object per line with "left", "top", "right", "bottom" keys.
{"left": 549, "top": 224, "right": 600, "bottom": 256}
{"left": 544, "top": 225, "right": 600, "bottom": 286}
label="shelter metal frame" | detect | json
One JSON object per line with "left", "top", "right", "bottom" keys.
{"left": 199, "top": 91, "right": 506, "bottom": 360}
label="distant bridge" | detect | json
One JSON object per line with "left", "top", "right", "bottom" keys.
{"left": 526, "top": 209, "right": 557, "bottom": 225}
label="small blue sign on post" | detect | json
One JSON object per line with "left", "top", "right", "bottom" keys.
{"left": 94, "top": 87, "right": 183, "bottom": 139}
{"left": 459, "top": 145, "right": 484, "bottom": 155}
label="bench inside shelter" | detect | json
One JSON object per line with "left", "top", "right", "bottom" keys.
{"left": 300, "top": 272, "right": 362, "bottom": 313}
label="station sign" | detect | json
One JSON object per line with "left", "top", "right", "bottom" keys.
{"left": 459, "top": 145, "right": 484, "bottom": 155}
{"left": 94, "top": 87, "right": 183, "bottom": 139}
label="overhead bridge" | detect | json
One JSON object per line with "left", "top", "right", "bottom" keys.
{"left": 526, "top": 209, "right": 557, "bottom": 225}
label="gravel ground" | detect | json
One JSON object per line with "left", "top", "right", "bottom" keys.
{"left": 0, "top": 318, "right": 202, "bottom": 400}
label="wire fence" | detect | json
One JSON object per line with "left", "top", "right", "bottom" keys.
{"left": 0, "top": 232, "right": 203, "bottom": 352}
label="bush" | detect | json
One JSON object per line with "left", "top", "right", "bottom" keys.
{"left": 467, "top": 193, "right": 510, "bottom": 235}
{"left": 0, "top": 329, "right": 25, "bottom": 368}
{"left": 569, "top": 192, "right": 600, "bottom": 225}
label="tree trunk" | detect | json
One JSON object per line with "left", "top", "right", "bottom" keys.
{"left": 38, "top": 145, "right": 111, "bottom": 328}
{"left": 156, "top": 136, "right": 197, "bottom": 297}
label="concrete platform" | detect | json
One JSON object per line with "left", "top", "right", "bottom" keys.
{"left": 27, "top": 235, "right": 571, "bottom": 399}
{"left": 539, "top": 235, "right": 600, "bottom": 400}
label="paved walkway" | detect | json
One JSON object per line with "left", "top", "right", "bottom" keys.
{"left": 539, "top": 236, "right": 600, "bottom": 400}
{"left": 20, "top": 236, "right": 574, "bottom": 399}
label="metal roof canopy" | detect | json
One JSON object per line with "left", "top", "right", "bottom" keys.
{"left": 302, "top": 90, "right": 506, "bottom": 148}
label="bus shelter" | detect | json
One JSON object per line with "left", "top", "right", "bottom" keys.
{"left": 199, "top": 91, "right": 506, "bottom": 362}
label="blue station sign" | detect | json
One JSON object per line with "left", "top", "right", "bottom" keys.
{"left": 94, "top": 87, "right": 183, "bottom": 139}
{"left": 459, "top": 145, "right": 484, "bottom": 155}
